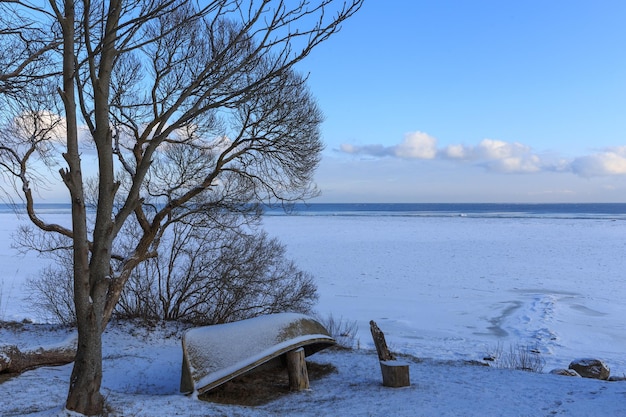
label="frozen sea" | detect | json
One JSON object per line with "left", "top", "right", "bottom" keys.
{"left": 2, "top": 203, "right": 626, "bottom": 375}
{"left": 262, "top": 203, "right": 626, "bottom": 376}
{"left": 2, "top": 203, "right": 626, "bottom": 416}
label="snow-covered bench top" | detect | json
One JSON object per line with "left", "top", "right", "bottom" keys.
{"left": 180, "top": 313, "right": 335, "bottom": 394}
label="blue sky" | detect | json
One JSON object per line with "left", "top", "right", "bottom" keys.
{"left": 300, "top": 1, "right": 626, "bottom": 202}
{"left": 4, "top": 1, "right": 625, "bottom": 204}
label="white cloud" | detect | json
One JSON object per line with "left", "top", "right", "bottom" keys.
{"left": 339, "top": 132, "right": 437, "bottom": 159}
{"left": 314, "top": 154, "right": 626, "bottom": 203}
{"left": 571, "top": 151, "right": 626, "bottom": 177}
{"left": 484, "top": 154, "right": 542, "bottom": 173}
{"left": 339, "top": 143, "right": 393, "bottom": 157}
{"left": 12, "top": 110, "right": 66, "bottom": 144}
{"left": 475, "top": 139, "right": 530, "bottom": 160}
{"left": 339, "top": 131, "right": 626, "bottom": 178}
{"left": 440, "top": 139, "right": 533, "bottom": 163}
{"left": 442, "top": 143, "right": 470, "bottom": 159}
{"left": 340, "top": 132, "right": 541, "bottom": 173}
{"left": 393, "top": 131, "right": 437, "bottom": 159}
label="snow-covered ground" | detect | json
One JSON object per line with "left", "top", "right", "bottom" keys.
{"left": 2, "top": 212, "right": 626, "bottom": 416}
{"left": 262, "top": 215, "right": 626, "bottom": 377}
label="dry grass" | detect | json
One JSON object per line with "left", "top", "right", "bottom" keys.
{"left": 317, "top": 314, "right": 359, "bottom": 349}
{"left": 489, "top": 342, "right": 546, "bottom": 373}
{"left": 199, "top": 360, "right": 336, "bottom": 406}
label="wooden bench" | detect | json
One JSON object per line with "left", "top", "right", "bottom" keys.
{"left": 369, "top": 320, "right": 410, "bottom": 387}
{"left": 180, "top": 313, "right": 335, "bottom": 395}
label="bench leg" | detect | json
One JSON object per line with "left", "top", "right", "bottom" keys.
{"left": 286, "top": 347, "right": 310, "bottom": 391}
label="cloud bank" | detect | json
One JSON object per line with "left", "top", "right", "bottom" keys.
{"left": 340, "top": 132, "right": 626, "bottom": 178}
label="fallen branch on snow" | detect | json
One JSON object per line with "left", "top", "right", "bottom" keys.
{"left": 0, "top": 334, "right": 76, "bottom": 374}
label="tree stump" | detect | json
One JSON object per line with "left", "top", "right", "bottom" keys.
{"left": 369, "top": 320, "right": 410, "bottom": 388}
{"left": 379, "top": 360, "right": 410, "bottom": 388}
{"left": 286, "top": 347, "right": 309, "bottom": 391}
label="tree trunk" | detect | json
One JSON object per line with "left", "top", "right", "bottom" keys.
{"left": 58, "top": 0, "right": 106, "bottom": 413}
{"left": 65, "top": 311, "right": 104, "bottom": 415}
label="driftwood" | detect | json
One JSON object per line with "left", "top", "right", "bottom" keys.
{"left": 369, "top": 320, "right": 395, "bottom": 361}
{"left": 0, "top": 337, "right": 76, "bottom": 374}
{"left": 286, "top": 347, "right": 310, "bottom": 391}
{"left": 369, "top": 320, "right": 410, "bottom": 388}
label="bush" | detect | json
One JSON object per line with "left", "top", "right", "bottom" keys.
{"left": 26, "top": 260, "right": 76, "bottom": 326}
{"left": 488, "top": 342, "right": 546, "bottom": 373}
{"left": 317, "top": 314, "right": 359, "bottom": 349}
{"left": 116, "top": 221, "right": 318, "bottom": 325}
{"left": 27, "top": 213, "right": 318, "bottom": 326}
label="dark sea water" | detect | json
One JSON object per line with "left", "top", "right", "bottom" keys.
{"left": 266, "top": 202, "right": 626, "bottom": 220}
{"left": 3, "top": 203, "right": 626, "bottom": 220}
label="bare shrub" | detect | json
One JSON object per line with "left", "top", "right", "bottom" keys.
{"left": 116, "top": 219, "right": 317, "bottom": 325}
{"left": 490, "top": 342, "right": 546, "bottom": 373}
{"left": 317, "top": 314, "right": 359, "bottom": 349}
{"left": 27, "top": 215, "right": 317, "bottom": 327}
{"left": 26, "top": 254, "right": 76, "bottom": 326}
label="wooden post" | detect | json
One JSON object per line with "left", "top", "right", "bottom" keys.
{"left": 369, "top": 320, "right": 410, "bottom": 388}
{"left": 286, "top": 347, "right": 309, "bottom": 391}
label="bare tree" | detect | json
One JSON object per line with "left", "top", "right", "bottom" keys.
{"left": 0, "top": 0, "right": 363, "bottom": 414}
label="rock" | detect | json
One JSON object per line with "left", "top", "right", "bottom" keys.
{"left": 608, "top": 375, "right": 626, "bottom": 382}
{"left": 568, "top": 358, "right": 610, "bottom": 380}
{"left": 550, "top": 368, "right": 581, "bottom": 377}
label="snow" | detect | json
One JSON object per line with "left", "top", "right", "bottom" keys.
{"left": 262, "top": 215, "right": 626, "bottom": 376}
{"left": 22, "top": 333, "right": 77, "bottom": 355}
{"left": 191, "top": 333, "right": 331, "bottom": 391}
{"left": 2, "top": 213, "right": 626, "bottom": 416}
